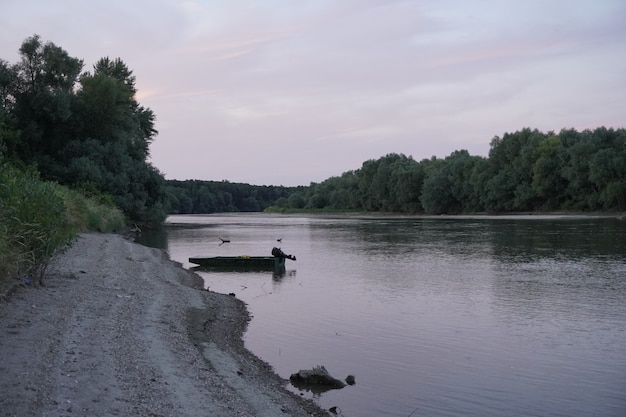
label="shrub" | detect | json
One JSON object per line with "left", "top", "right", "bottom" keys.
{"left": 0, "top": 163, "right": 76, "bottom": 284}
{"left": 55, "top": 186, "right": 125, "bottom": 233}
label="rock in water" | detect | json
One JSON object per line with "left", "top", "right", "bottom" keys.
{"left": 290, "top": 366, "right": 346, "bottom": 389}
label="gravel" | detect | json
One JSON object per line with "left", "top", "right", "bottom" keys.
{"left": 0, "top": 233, "right": 328, "bottom": 417}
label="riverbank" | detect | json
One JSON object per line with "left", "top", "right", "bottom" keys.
{"left": 0, "top": 233, "right": 328, "bottom": 417}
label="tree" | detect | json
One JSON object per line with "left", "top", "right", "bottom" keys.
{"left": 560, "top": 129, "right": 598, "bottom": 210}
{"left": 2, "top": 35, "right": 167, "bottom": 226}
{"left": 388, "top": 157, "right": 424, "bottom": 213}
{"left": 420, "top": 157, "right": 451, "bottom": 214}
{"left": 589, "top": 148, "right": 626, "bottom": 210}
{"left": 10, "top": 35, "right": 83, "bottom": 164}
{"left": 482, "top": 128, "right": 545, "bottom": 211}
{"left": 419, "top": 151, "right": 478, "bottom": 214}
{"left": 75, "top": 57, "right": 156, "bottom": 161}
{"left": 0, "top": 60, "right": 19, "bottom": 157}
{"left": 532, "top": 135, "right": 567, "bottom": 210}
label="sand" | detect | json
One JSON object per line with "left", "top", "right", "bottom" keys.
{"left": 0, "top": 233, "right": 328, "bottom": 417}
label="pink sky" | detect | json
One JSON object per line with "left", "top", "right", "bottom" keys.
{"left": 2, "top": 0, "right": 625, "bottom": 186}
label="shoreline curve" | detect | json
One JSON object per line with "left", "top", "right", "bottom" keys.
{"left": 0, "top": 233, "right": 328, "bottom": 417}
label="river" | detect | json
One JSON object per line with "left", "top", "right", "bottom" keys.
{"left": 150, "top": 214, "right": 626, "bottom": 417}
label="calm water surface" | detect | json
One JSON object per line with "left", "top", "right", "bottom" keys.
{"left": 157, "top": 214, "right": 626, "bottom": 417}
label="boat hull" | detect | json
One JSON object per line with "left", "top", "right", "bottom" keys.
{"left": 188, "top": 256, "right": 285, "bottom": 270}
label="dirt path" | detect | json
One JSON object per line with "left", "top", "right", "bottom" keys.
{"left": 0, "top": 233, "right": 327, "bottom": 417}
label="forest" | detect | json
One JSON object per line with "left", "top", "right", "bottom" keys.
{"left": 2, "top": 36, "right": 625, "bottom": 223}
{"left": 165, "top": 180, "right": 303, "bottom": 213}
{"left": 297, "top": 126, "right": 626, "bottom": 214}
{"left": 168, "top": 127, "right": 626, "bottom": 215}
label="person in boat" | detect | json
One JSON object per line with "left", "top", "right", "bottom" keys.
{"left": 272, "top": 247, "right": 296, "bottom": 261}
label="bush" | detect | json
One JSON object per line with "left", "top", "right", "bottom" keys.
{"left": 0, "top": 163, "right": 76, "bottom": 283}
{"left": 55, "top": 186, "right": 125, "bottom": 233}
{"left": 1, "top": 162, "right": 130, "bottom": 287}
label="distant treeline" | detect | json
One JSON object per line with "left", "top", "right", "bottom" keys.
{"left": 165, "top": 180, "right": 302, "bottom": 213}
{"left": 294, "top": 127, "right": 626, "bottom": 214}
{"left": 166, "top": 127, "right": 625, "bottom": 215}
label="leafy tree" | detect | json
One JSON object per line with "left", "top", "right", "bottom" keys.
{"left": 482, "top": 128, "right": 545, "bottom": 211}
{"left": 0, "top": 60, "right": 19, "bottom": 157}
{"left": 532, "top": 135, "right": 567, "bottom": 210}
{"left": 590, "top": 148, "right": 626, "bottom": 210}
{"left": 420, "top": 157, "right": 451, "bottom": 214}
{"left": 560, "top": 129, "right": 598, "bottom": 210}
{"left": 388, "top": 157, "right": 424, "bottom": 213}
{"left": 10, "top": 35, "right": 83, "bottom": 164}
{"left": 286, "top": 192, "right": 306, "bottom": 209}
{"left": 2, "top": 35, "right": 167, "bottom": 226}
{"left": 356, "top": 158, "right": 380, "bottom": 211}
{"left": 308, "top": 172, "right": 360, "bottom": 210}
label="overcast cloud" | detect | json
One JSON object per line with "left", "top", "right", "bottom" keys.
{"left": 2, "top": 0, "right": 625, "bottom": 186}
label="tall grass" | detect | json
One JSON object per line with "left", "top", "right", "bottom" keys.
{"left": 55, "top": 186, "right": 126, "bottom": 233}
{"left": 0, "top": 162, "right": 126, "bottom": 287}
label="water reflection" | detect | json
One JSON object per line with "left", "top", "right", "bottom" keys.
{"left": 190, "top": 265, "right": 296, "bottom": 281}
{"left": 134, "top": 227, "right": 169, "bottom": 249}
{"left": 317, "top": 217, "right": 626, "bottom": 262}
{"left": 155, "top": 215, "right": 626, "bottom": 417}
{"left": 485, "top": 218, "right": 626, "bottom": 262}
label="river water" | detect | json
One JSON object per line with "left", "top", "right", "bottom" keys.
{"left": 156, "top": 214, "right": 626, "bottom": 417}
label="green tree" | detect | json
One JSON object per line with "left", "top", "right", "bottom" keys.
{"left": 532, "top": 135, "right": 567, "bottom": 210}
{"left": 420, "top": 151, "right": 483, "bottom": 214}
{"left": 10, "top": 35, "right": 83, "bottom": 165}
{"left": 388, "top": 157, "right": 424, "bottom": 213}
{"left": 589, "top": 148, "right": 626, "bottom": 210}
{"left": 482, "top": 128, "right": 545, "bottom": 211}
{"left": 560, "top": 129, "right": 598, "bottom": 210}
{"left": 0, "top": 60, "right": 19, "bottom": 157}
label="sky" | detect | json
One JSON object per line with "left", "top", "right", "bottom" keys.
{"left": 1, "top": 1, "right": 625, "bottom": 186}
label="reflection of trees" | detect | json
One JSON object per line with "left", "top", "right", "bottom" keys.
{"left": 487, "top": 218, "right": 626, "bottom": 332}
{"left": 486, "top": 218, "right": 626, "bottom": 262}
{"left": 489, "top": 256, "right": 626, "bottom": 340}
{"left": 134, "top": 228, "right": 169, "bottom": 249}
{"left": 310, "top": 217, "right": 626, "bottom": 262}
{"left": 311, "top": 218, "right": 495, "bottom": 259}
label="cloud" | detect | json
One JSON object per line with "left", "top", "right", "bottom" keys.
{"left": 1, "top": 0, "right": 625, "bottom": 186}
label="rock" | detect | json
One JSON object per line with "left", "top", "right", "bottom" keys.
{"left": 345, "top": 375, "right": 355, "bottom": 385}
{"left": 289, "top": 366, "right": 346, "bottom": 390}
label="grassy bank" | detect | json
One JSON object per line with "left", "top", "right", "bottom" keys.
{"left": 0, "top": 162, "right": 126, "bottom": 289}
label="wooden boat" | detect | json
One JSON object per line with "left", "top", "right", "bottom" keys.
{"left": 189, "top": 255, "right": 286, "bottom": 269}
{"left": 189, "top": 247, "right": 296, "bottom": 271}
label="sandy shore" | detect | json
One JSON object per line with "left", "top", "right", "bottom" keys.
{"left": 0, "top": 233, "right": 328, "bottom": 417}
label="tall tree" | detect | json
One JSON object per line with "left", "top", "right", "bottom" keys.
{"left": 532, "top": 135, "right": 567, "bottom": 210}
{"left": 74, "top": 57, "right": 156, "bottom": 161}
{"left": 0, "top": 59, "right": 19, "bottom": 157}
{"left": 482, "top": 128, "right": 545, "bottom": 211}
{"left": 10, "top": 35, "right": 83, "bottom": 164}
